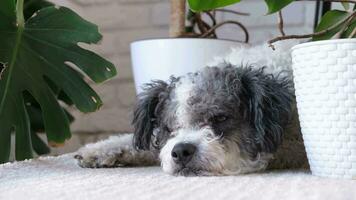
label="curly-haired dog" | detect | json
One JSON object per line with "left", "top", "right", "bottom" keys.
{"left": 75, "top": 44, "right": 308, "bottom": 176}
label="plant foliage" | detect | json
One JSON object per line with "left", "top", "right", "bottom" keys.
{"left": 0, "top": 0, "right": 116, "bottom": 163}
{"left": 313, "top": 10, "right": 351, "bottom": 40}
{"left": 188, "top": 0, "right": 241, "bottom": 11}
{"left": 186, "top": 0, "right": 356, "bottom": 40}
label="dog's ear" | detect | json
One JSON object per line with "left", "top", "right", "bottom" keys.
{"left": 238, "top": 68, "right": 294, "bottom": 153}
{"left": 132, "top": 80, "right": 169, "bottom": 150}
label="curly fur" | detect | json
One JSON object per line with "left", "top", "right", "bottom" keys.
{"left": 75, "top": 42, "right": 308, "bottom": 176}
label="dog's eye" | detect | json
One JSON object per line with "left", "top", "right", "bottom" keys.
{"left": 213, "top": 115, "right": 228, "bottom": 123}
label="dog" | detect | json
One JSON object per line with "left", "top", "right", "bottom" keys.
{"left": 74, "top": 43, "right": 308, "bottom": 176}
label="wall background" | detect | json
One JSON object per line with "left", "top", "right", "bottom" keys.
{"left": 48, "top": 0, "right": 317, "bottom": 154}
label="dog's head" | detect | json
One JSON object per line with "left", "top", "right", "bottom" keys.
{"left": 132, "top": 65, "right": 294, "bottom": 176}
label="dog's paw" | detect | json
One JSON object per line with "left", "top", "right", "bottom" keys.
{"left": 73, "top": 134, "right": 159, "bottom": 168}
{"left": 74, "top": 146, "right": 126, "bottom": 168}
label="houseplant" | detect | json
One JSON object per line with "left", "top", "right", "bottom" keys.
{"left": 130, "top": 0, "right": 248, "bottom": 93}
{"left": 0, "top": 0, "right": 116, "bottom": 163}
{"left": 284, "top": 2, "right": 356, "bottom": 179}
{"left": 189, "top": 0, "right": 356, "bottom": 179}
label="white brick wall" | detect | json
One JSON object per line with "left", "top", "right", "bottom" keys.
{"left": 48, "top": 0, "right": 316, "bottom": 151}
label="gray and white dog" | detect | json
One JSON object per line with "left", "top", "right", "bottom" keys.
{"left": 75, "top": 43, "right": 308, "bottom": 176}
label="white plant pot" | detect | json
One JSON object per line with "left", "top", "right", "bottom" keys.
{"left": 292, "top": 39, "right": 356, "bottom": 179}
{"left": 130, "top": 38, "right": 241, "bottom": 93}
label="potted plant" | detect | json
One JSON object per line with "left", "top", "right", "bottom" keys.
{"left": 130, "top": 0, "right": 249, "bottom": 93}
{"left": 278, "top": 2, "right": 356, "bottom": 180}
{"left": 188, "top": 0, "right": 356, "bottom": 179}
{"left": 0, "top": 0, "right": 116, "bottom": 163}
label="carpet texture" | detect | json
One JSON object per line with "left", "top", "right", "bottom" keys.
{"left": 1, "top": 154, "right": 356, "bottom": 200}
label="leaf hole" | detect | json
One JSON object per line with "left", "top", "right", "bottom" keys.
{"left": 77, "top": 42, "right": 100, "bottom": 50}
{"left": 23, "top": 91, "right": 41, "bottom": 108}
{"left": 30, "top": 11, "right": 39, "bottom": 19}
{"left": 0, "top": 62, "right": 7, "bottom": 80}
{"left": 23, "top": 91, "right": 45, "bottom": 133}
{"left": 64, "top": 61, "right": 88, "bottom": 81}
{"left": 91, "top": 96, "right": 97, "bottom": 103}
{"left": 10, "top": 126, "right": 15, "bottom": 161}
{"left": 42, "top": 76, "right": 74, "bottom": 107}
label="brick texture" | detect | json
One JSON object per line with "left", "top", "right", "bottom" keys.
{"left": 47, "top": 0, "right": 316, "bottom": 153}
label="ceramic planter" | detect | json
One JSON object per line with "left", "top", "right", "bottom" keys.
{"left": 130, "top": 38, "right": 241, "bottom": 93}
{"left": 292, "top": 39, "right": 356, "bottom": 179}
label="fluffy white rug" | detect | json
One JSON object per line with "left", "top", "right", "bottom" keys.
{"left": 1, "top": 153, "right": 356, "bottom": 200}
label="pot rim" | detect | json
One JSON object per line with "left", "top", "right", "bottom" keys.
{"left": 130, "top": 37, "right": 245, "bottom": 45}
{"left": 292, "top": 38, "right": 356, "bottom": 51}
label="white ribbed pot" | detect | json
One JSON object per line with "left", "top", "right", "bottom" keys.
{"left": 130, "top": 38, "right": 241, "bottom": 93}
{"left": 292, "top": 39, "right": 356, "bottom": 179}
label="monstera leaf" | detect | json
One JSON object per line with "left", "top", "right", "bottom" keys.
{"left": 23, "top": 0, "right": 74, "bottom": 157}
{"left": 0, "top": 0, "right": 116, "bottom": 163}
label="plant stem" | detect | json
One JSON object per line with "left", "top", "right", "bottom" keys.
{"left": 204, "top": 11, "right": 217, "bottom": 26}
{"left": 349, "top": 27, "right": 356, "bottom": 38}
{"left": 333, "top": 14, "right": 355, "bottom": 38}
{"left": 278, "top": 11, "right": 286, "bottom": 36}
{"left": 0, "top": 0, "right": 25, "bottom": 113}
{"left": 16, "top": 0, "right": 25, "bottom": 28}
{"left": 200, "top": 20, "right": 249, "bottom": 43}
{"left": 195, "top": 13, "right": 208, "bottom": 34}
{"left": 169, "top": 0, "right": 186, "bottom": 37}
{"left": 214, "top": 9, "right": 250, "bottom": 16}
{"left": 268, "top": 10, "right": 356, "bottom": 49}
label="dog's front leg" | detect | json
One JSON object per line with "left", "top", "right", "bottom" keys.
{"left": 74, "top": 134, "right": 159, "bottom": 168}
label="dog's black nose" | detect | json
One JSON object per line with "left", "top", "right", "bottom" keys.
{"left": 171, "top": 143, "right": 197, "bottom": 165}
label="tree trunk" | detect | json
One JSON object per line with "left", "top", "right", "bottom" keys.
{"left": 169, "top": 0, "right": 186, "bottom": 37}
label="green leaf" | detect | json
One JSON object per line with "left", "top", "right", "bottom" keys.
{"left": 341, "top": 2, "right": 350, "bottom": 10}
{"left": 342, "top": 19, "right": 356, "bottom": 38}
{"left": 31, "top": 131, "right": 50, "bottom": 155}
{"left": 26, "top": 91, "right": 74, "bottom": 156}
{"left": 264, "top": 0, "right": 294, "bottom": 14}
{"left": 0, "top": 126, "right": 12, "bottom": 162}
{"left": 58, "top": 90, "right": 74, "bottom": 106}
{"left": 313, "top": 10, "right": 350, "bottom": 41}
{"left": 15, "top": 96, "right": 33, "bottom": 161}
{"left": 26, "top": 99, "right": 45, "bottom": 132}
{"left": 0, "top": 0, "right": 16, "bottom": 22}
{"left": 24, "top": 0, "right": 75, "bottom": 158}
{"left": 0, "top": 0, "right": 116, "bottom": 163}
{"left": 188, "top": 0, "right": 241, "bottom": 11}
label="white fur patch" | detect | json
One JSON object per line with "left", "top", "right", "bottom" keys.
{"left": 173, "top": 77, "right": 195, "bottom": 127}
{"left": 208, "top": 41, "right": 299, "bottom": 78}
{"left": 78, "top": 134, "right": 134, "bottom": 158}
